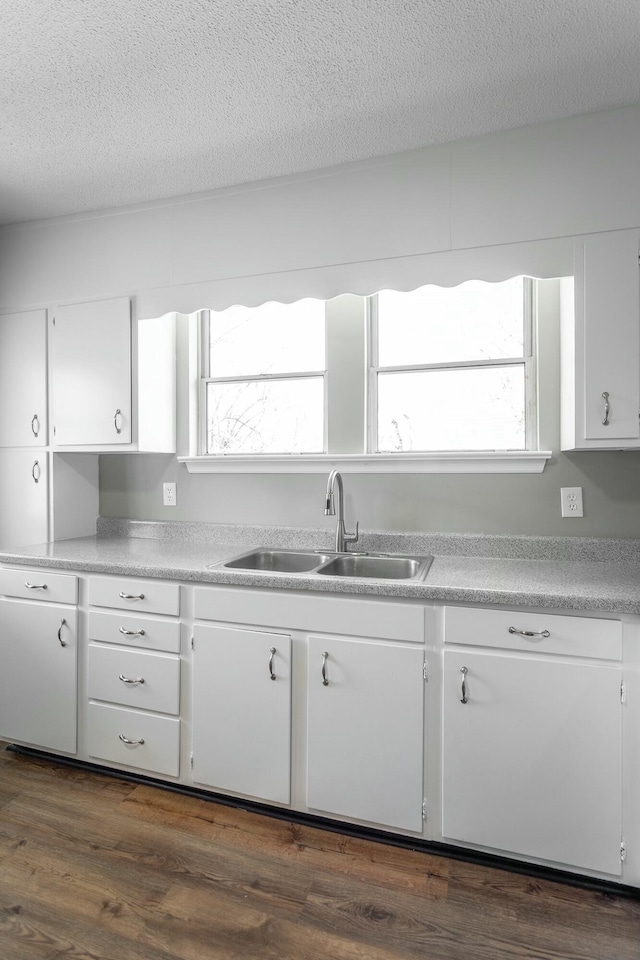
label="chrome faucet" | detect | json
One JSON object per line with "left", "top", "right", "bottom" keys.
{"left": 324, "top": 470, "right": 359, "bottom": 553}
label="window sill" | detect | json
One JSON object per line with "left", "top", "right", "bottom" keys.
{"left": 178, "top": 451, "right": 552, "bottom": 475}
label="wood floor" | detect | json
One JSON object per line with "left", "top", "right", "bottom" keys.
{"left": 0, "top": 746, "right": 638, "bottom": 960}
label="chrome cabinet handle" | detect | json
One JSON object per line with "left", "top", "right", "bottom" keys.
{"left": 602, "top": 391, "right": 610, "bottom": 426}
{"left": 119, "top": 591, "right": 144, "bottom": 600}
{"left": 460, "top": 666, "right": 468, "bottom": 704}
{"left": 118, "top": 734, "right": 144, "bottom": 745}
{"left": 25, "top": 581, "right": 47, "bottom": 590}
{"left": 119, "top": 626, "right": 146, "bottom": 637}
{"left": 31, "top": 414, "right": 40, "bottom": 437}
{"left": 508, "top": 626, "right": 550, "bottom": 639}
{"left": 57, "top": 618, "right": 67, "bottom": 647}
{"left": 268, "top": 646, "right": 276, "bottom": 681}
{"left": 31, "top": 460, "right": 41, "bottom": 483}
{"left": 119, "top": 673, "right": 145, "bottom": 685}
{"left": 321, "top": 650, "right": 329, "bottom": 686}
{"left": 114, "top": 409, "right": 123, "bottom": 434}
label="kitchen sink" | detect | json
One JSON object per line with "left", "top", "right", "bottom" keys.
{"left": 223, "top": 549, "right": 331, "bottom": 574}
{"left": 316, "top": 554, "right": 431, "bottom": 580}
{"left": 214, "top": 548, "right": 433, "bottom": 582}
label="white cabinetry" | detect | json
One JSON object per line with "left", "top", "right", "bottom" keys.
{"left": 0, "top": 569, "right": 78, "bottom": 753}
{"left": 442, "top": 606, "right": 623, "bottom": 876}
{"left": 192, "top": 624, "right": 292, "bottom": 804}
{"left": 0, "top": 450, "right": 48, "bottom": 548}
{"left": 307, "top": 635, "right": 424, "bottom": 832}
{"left": 86, "top": 576, "right": 181, "bottom": 777}
{"left": 50, "top": 297, "right": 175, "bottom": 452}
{"left": 562, "top": 228, "right": 640, "bottom": 450}
{"left": 192, "top": 585, "right": 426, "bottom": 829}
{"left": 0, "top": 309, "right": 47, "bottom": 447}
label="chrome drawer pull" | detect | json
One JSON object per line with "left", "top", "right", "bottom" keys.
{"left": 119, "top": 673, "right": 145, "bottom": 685}
{"left": 114, "top": 409, "right": 123, "bottom": 434}
{"left": 119, "top": 626, "right": 146, "bottom": 637}
{"left": 321, "top": 650, "right": 329, "bottom": 686}
{"left": 31, "top": 460, "right": 41, "bottom": 483}
{"left": 25, "top": 581, "right": 47, "bottom": 590}
{"left": 118, "top": 591, "right": 145, "bottom": 600}
{"left": 119, "top": 734, "right": 144, "bottom": 745}
{"left": 508, "top": 626, "right": 550, "bottom": 639}
{"left": 268, "top": 646, "right": 276, "bottom": 681}
{"left": 602, "top": 391, "right": 610, "bottom": 426}
{"left": 57, "top": 618, "right": 67, "bottom": 647}
{"left": 460, "top": 666, "right": 469, "bottom": 703}
{"left": 31, "top": 413, "right": 40, "bottom": 437}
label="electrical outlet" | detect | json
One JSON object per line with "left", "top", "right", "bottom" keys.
{"left": 163, "top": 482, "right": 177, "bottom": 507}
{"left": 561, "top": 486, "right": 583, "bottom": 518}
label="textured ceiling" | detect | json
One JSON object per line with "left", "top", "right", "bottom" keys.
{"left": 2, "top": 0, "right": 640, "bottom": 225}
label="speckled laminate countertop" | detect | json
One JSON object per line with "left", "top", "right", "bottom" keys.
{"left": 2, "top": 521, "right": 640, "bottom": 614}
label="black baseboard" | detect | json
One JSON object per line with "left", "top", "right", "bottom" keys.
{"left": 7, "top": 743, "right": 639, "bottom": 900}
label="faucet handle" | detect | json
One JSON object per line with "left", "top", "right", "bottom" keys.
{"left": 344, "top": 521, "right": 359, "bottom": 545}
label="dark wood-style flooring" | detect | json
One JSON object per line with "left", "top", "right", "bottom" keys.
{"left": 0, "top": 745, "right": 638, "bottom": 960}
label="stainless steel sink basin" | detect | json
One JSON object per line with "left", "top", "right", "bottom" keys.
{"left": 215, "top": 547, "right": 433, "bottom": 582}
{"left": 316, "top": 554, "right": 432, "bottom": 581}
{"left": 223, "top": 549, "right": 331, "bottom": 574}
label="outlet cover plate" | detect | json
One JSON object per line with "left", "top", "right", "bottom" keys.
{"left": 561, "top": 486, "right": 583, "bottom": 518}
{"left": 163, "top": 482, "right": 177, "bottom": 507}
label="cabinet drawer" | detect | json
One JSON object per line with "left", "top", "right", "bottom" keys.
{"left": 89, "top": 577, "right": 180, "bottom": 616}
{"left": 87, "top": 644, "right": 180, "bottom": 715}
{"left": 444, "top": 606, "right": 622, "bottom": 661}
{"left": 0, "top": 567, "right": 77, "bottom": 604}
{"left": 195, "top": 587, "right": 425, "bottom": 644}
{"left": 88, "top": 610, "right": 181, "bottom": 653}
{"left": 87, "top": 702, "right": 180, "bottom": 776}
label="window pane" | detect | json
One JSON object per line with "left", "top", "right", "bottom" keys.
{"left": 209, "top": 299, "right": 325, "bottom": 377}
{"left": 207, "top": 377, "right": 324, "bottom": 454}
{"left": 377, "top": 278, "right": 525, "bottom": 366}
{"left": 377, "top": 366, "right": 526, "bottom": 452}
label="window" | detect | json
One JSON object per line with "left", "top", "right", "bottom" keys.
{"left": 191, "top": 276, "right": 544, "bottom": 472}
{"left": 201, "top": 299, "right": 326, "bottom": 454}
{"left": 370, "top": 278, "right": 534, "bottom": 452}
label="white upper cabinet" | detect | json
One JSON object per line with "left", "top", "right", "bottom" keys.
{"left": 50, "top": 297, "right": 175, "bottom": 452}
{"left": 0, "top": 450, "right": 48, "bottom": 548}
{"left": 51, "top": 297, "right": 132, "bottom": 446}
{"left": 0, "top": 309, "right": 47, "bottom": 447}
{"left": 562, "top": 229, "right": 640, "bottom": 450}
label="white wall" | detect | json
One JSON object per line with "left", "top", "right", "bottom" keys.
{"left": 3, "top": 103, "right": 640, "bottom": 537}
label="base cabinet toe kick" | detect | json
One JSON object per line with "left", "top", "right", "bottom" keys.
{"left": 1, "top": 565, "right": 639, "bottom": 891}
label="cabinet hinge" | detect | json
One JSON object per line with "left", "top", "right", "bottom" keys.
{"left": 421, "top": 799, "right": 427, "bottom": 821}
{"left": 52, "top": 316, "right": 56, "bottom": 326}
{"left": 191, "top": 636, "right": 194, "bottom": 650}
{"left": 621, "top": 683, "right": 626, "bottom": 704}
{"left": 190, "top": 752, "right": 194, "bottom": 770}
{"left": 621, "top": 839, "right": 627, "bottom": 862}
{"left": 423, "top": 661, "right": 428, "bottom": 681}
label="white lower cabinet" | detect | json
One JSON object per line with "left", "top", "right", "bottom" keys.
{"left": 0, "top": 596, "right": 77, "bottom": 753}
{"left": 307, "top": 635, "right": 425, "bottom": 833}
{"left": 442, "top": 607, "right": 624, "bottom": 877}
{"left": 86, "top": 576, "right": 182, "bottom": 778}
{"left": 191, "top": 624, "right": 292, "bottom": 804}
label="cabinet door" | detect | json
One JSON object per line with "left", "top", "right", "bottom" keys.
{"left": 580, "top": 230, "right": 640, "bottom": 442}
{"left": 0, "top": 450, "right": 48, "bottom": 548}
{"left": 307, "top": 636, "right": 424, "bottom": 832}
{"left": 0, "top": 309, "right": 47, "bottom": 447}
{"left": 0, "top": 598, "right": 77, "bottom": 753}
{"left": 192, "top": 625, "right": 291, "bottom": 804}
{"left": 442, "top": 649, "right": 622, "bottom": 875}
{"left": 51, "top": 297, "right": 131, "bottom": 445}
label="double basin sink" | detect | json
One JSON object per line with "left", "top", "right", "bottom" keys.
{"left": 215, "top": 548, "right": 434, "bottom": 582}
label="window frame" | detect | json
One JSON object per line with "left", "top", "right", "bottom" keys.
{"left": 180, "top": 286, "right": 550, "bottom": 474}
{"left": 367, "top": 278, "right": 537, "bottom": 454}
